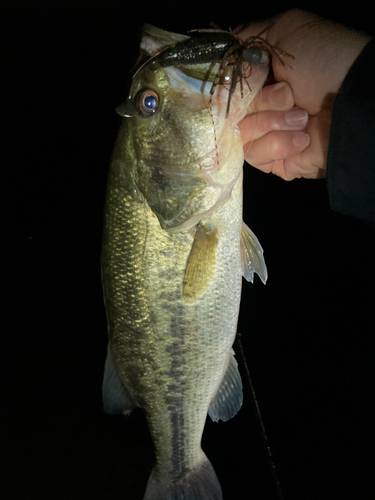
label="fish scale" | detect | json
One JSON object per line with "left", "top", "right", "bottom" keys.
{"left": 101, "top": 24, "right": 269, "bottom": 500}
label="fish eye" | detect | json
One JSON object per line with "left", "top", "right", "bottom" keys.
{"left": 137, "top": 89, "right": 159, "bottom": 116}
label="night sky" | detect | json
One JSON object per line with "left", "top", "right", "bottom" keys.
{"left": 3, "top": 1, "right": 375, "bottom": 499}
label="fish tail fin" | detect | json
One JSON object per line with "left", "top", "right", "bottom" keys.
{"left": 144, "top": 454, "right": 222, "bottom": 500}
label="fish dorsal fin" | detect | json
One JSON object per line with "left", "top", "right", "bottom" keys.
{"left": 102, "top": 345, "right": 136, "bottom": 415}
{"left": 140, "top": 24, "right": 190, "bottom": 57}
{"left": 240, "top": 222, "right": 267, "bottom": 284}
{"left": 208, "top": 350, "right": 243, "bottom": 422}
{"left": 183, "top": 222, "right": 218, "bottom": 304}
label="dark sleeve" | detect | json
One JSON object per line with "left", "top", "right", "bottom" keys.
{"left": 327, "top": 38, "right": 375, "bottom": 224}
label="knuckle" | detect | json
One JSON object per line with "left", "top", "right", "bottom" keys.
{"left": 256, "top": 111, "right": 280, "bottom": 134}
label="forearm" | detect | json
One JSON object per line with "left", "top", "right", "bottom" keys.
{"left": 327, "top": 38, "right": 375, "bottom": 224}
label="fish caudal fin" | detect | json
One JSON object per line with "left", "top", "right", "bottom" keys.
{"left": 208, "top": 351, "right": 243, "bottom": 422}
{"left": 102, "top": 345, "right": 136, "bottom": 415}
{"left": 144, "top": 455, "right": 222, "bottom": 500}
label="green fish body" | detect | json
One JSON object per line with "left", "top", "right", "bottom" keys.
{"left": 101, "top": 25, "right": 269, "bottom": 500}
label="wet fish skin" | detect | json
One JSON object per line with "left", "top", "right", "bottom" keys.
{"left": 101, "top": 25, "right": 268, "bottom": 500}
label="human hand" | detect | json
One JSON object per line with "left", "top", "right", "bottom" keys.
{"left": 236, "top": 9, "right": 372, "bottom": 180}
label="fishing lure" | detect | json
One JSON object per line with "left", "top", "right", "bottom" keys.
{"left": 133, "top": 25, "right": 293, "bottom": 117}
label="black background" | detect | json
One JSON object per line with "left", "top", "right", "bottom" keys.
{"left": 2, "top": 1, "right": 375, "bottom": 499}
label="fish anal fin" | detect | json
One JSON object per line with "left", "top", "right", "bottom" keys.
{"left": 183, "top": 222, "right": 218, "bottom": 304}
{"left": 208, "top": 351, "right": 243, "bottom": 422}
{"left": 240, "top": 221, "right": 267, "bottom": 284}
{"left": 102, "top": 346, "right": 136, "bottom": 415}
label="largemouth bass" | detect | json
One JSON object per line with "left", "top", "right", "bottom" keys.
{"left": 101, "top": 25, "right": 269, "bottom": 500}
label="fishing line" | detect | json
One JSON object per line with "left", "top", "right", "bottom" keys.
{"left": 236, "top": 333, "right": 284, "bottom": 500}
{"left": 207, "top": 97, "right": 220, "bottom": 169}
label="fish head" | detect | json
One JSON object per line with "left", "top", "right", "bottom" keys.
{"left": 116, "top": 25, "right": 270, "bottom": 233}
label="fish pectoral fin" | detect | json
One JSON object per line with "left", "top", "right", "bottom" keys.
{"left": 240, "top": 221, "right": 268, "bottom": 284}
{"left": 102, "top": 345, "right": 136, "bottom": 415}
{"left": 183, "top": 222, "right": 218, "bottom": 304}
{"left": 208, "top": 351, "right": 243, "bottom": 422}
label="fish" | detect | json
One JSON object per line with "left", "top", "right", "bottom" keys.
{"left": 101, "top": 24, "right": 269, "bottom": 500}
